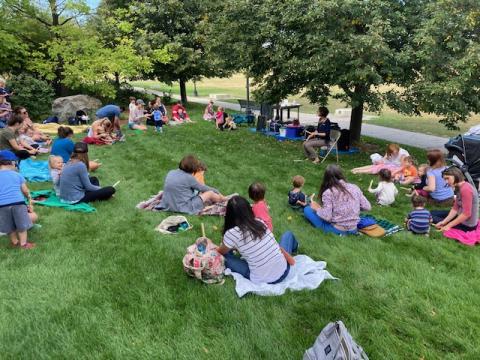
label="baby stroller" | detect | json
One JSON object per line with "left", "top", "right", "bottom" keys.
{"left": 445, "top": 134, "right": 480, "bottom": 191}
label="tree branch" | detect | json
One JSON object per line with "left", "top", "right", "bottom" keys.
{"left": 9, "top": 3, "right": 52, "bottom": 27}
{"left": 60, "top": 17, "right": 74, "bottom": 25}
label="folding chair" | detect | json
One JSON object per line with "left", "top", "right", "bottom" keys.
{"left": 318, "top": 129, "right": 341, "bottom": 164}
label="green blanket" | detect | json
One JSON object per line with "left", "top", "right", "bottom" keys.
{"left": 31, "top": 190, "right": 96, "bottom": 213}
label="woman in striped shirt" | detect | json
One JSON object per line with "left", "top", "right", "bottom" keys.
{"left": 217, "top": 196, "right": 298, "bottom": 284}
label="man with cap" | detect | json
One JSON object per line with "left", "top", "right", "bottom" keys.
{"left": 95, "top": 104, "right": 124, "bottom": 139}
{"left": 0, "top": 150, "right": 38, "bottom": 249}
{"left": 128, "top": 99, "right": 149, "bottom": 131}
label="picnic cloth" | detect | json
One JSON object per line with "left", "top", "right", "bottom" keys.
{"left": 19, "top": 159, "right": 51, "bottom": 182}
{"left": 225, "top": 255, "right": 337, "bottom": 297}
{"left": 31, "top": 190, "right": 96, "bottom": 213}
{"left": 360, "top": 214, "right": 402, "bottom": 236}
{"left": 443, "top": 221, "right": 480, "bottom": 246}
{"left": 137, "top": 191, "right": 237, "bottom": 216}
{"left": 35, "top": 123, "right": 89, "bottom": 135}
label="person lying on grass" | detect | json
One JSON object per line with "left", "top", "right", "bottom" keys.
{"left": 216, "top": 196, "right": 297, "bottom": 284}
{"left": 432, "top": 166, "right": 479, "bottom": 232}
{"left": 351, "top": 143, "right": 409, "bottom": 175}
{"left": 159, "top": 154, "right": 226, "bottom": 215}
{"left": 59, "top": 142, "right": 115, "bottom": 204}
{"left": 0, "top": 150, "right": 38, "bottom": 249}
{"left": 304, "top": 164, "right": 371, "bottom": 235}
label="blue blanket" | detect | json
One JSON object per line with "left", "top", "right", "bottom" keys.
{"left": 19, "top": 159, "right": 51, "bottom": 182}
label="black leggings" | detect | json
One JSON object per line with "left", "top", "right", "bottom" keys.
{"left": 14, "top": 150, "right": 32, "bottom": 160}
{"left": 431, "top": 210, "right": 477, "bottom": 232}
{"left": 79, "top": 176, "right": 116, "bottom": 203}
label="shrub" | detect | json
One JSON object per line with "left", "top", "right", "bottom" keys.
{"left": 8, "top": 73, "right": 54, "bottom": 121}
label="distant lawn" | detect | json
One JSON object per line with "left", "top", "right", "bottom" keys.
{"left": 1, "top": 103, "right": 479, "bottom": 359}
{"left": 368, "top": 113, "right": 478, "bottom": 138}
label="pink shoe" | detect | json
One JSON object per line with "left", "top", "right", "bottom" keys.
{"left": 20, "top": 242, "right": 36, "bottom": 249}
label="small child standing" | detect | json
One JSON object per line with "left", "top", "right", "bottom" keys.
{"left": 405, "top": 195, "right": 432, "bottom": 235}
{"left": 248, "top": 182, "right": 273, "bottom": 231}
{"left": 0, "top": 150, "right": 37, "bottom": 249}
{"left": 49, "top": 155, "right": 64, "bottom": 196}
{"left": 393, "top": 156, "right": 418, "bottom": 185}
{"left": 288, "top": 175, "right": 308, "bottom": 208}
{"left": 368, "top": 168, "right": 398, "bottom": 206}
{"left": 152, "top": 105, "right": 164, "bottom": 133}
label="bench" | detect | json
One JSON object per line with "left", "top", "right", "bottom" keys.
{"left": 237, "top": 99, "right": 261, "bottom": 112}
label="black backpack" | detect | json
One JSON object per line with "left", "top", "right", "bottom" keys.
{"left": 337, "top": 129, "right": 351, "bottom": 151}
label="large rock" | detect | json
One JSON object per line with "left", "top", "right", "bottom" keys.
{"left": 52, "top": 95, "right": 102, "bottom": 122}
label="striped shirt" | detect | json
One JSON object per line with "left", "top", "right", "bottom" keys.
{"left": 407, "top": 208, "right": 432, "bottom": 234}
{"left": 223, "top": 223, "right": 287, "bottom": 284}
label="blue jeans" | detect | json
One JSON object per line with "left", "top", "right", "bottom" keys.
{"left": 224, "top": 231, "right": 298, "bottom": 283}
{"left": 303, "top": 205, "right": 358, "bottom": 235}
{"left": 431, "top": 210, "right": 477, "bottom": 231}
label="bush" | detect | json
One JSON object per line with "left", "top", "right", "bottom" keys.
{"left": 8, "top": 73, "right": 54, "bottom": 122}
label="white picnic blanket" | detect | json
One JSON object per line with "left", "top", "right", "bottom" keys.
{"left": 225, "top": 255, "right": 337, "bottom": 297}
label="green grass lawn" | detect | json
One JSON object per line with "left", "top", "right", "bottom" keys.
{"left": 2, "top": 104, "right": 479, "bottom": 359}
{"left": 368, "top": 113, "right": 478, "bottom": 138}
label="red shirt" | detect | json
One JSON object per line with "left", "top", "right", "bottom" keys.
{"left": 252, "top": 200, "right": 273, "bottom": 231}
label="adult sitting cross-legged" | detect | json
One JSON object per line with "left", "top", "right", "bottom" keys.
{"left": 159, "top": 154, "right": 226, "bottom": 214}
{"left": 0, "top": 114, "right": 38, "bottom": 160}
{"left": 216, "top": 196, "right": 297, "bottom": 284}
{"left": 304, "top": 164, "right": 371, "bottom": 235}
{"left": 171, "top": 101, "right": 192, "bottom": 123}
{"left": 303, "top": 106, "right": 331, "bottom": 164}
{"left": 59, "top": 142, "right": 115, "bottom": 203}
{"left": 432, "top": 166, "right": 479, "bottom": 232}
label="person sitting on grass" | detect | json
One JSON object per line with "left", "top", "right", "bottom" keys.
{"left": 95, "top": 104, "right": 124, "bottom": 139}
{"left": 49, "top": 155, "right": 63, "bottom": 196}
{"left": 14, "top": 106, "right": 51, "bottom": 145}
{"left": 203, "top": 100, "right": 215, "bottom": 121}
{"left": 415, "top": 149, "right": 454, "bottom": 206}
{"left": 0, "top": 95, "right": 12, "bottom": 128}
{"left": 223, "top": 116, "right": 237, "bottom": 130}
{"left": 368, "top": 168, "right": 398, "bottom": 206}
{"left": 171, "top": 101, "right": 192, "bottom": 123}
{"left": 303, "top": 106, "right": 331, "bottom": 164}
{"left": 351, "top": 143, "right": 409, "bottom": 175}
{"left": 432, "top": 167, "right": 479, "bottom": 232}
{"left": 52, "top": 126, "right": 100, "bottom": 171}
{"left": 288, "top": 175, "right": 308, "bottom": 209}
{"left": 0, "top": 150, "right": 38, "bottom": 249}
{"left": 392, "top": 156, "right": 418, "bottom": 186}
{"left": 59, "top": 142, "right": 115, "bottom": 203}
{"left": 215, "top": 106, "right": 227, "bottom": 130}
{"left": 88, "top": 118, "right": 115, "bottom": 145}
{"left": 0, "top": 114, "right": 38, "bottom": 160}
{"left": 304, "top": 164, "right": 371, "bottom": 235}
{"left": 405, "top": 195, "right": 432, "bottom": 235}
{"left": 216, "top": 196, "right": 297, "bottom": 284}
{"left": 159, "top": 154, "right": 226, "bottom": 215}
{"left": 128, "top": 99, "right": 149, "bottom": 131}
{"left": 249, "top": 182, "right": 273, "bottom": 231}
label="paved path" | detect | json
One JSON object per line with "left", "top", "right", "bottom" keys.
{"left": 135, "top": 87, "right": 449, "bottom": 149}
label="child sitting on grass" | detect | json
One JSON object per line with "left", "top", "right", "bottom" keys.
{"left": 0, "top": 150, "right": 38, "bottom": 249}
{"left": 49, "top": 155, "right": 63, "bottom": 196}
{"left": 193, "top": 161, "right": 207, "bottom": 185}
{"left": 288, "top": 175, "right": 308, "bottom": 209}
{"left": 393, "top": 156, "right": 418, "bottom": 185}
{"left": 215, "top": 107, "right": 227, "bottom": 130}
{"left": 368, "top": 168, "right": 398, "bottom": 206}
{"left": 405, "top": 195, "right": 432, "bottom": 235}
{"left": 249, "top": 182, "right": 273, "bottom": 231}
{"left": 406, "top": 163, "right": 429, "bottom": 197}
{"left": 223, "top": 116, "right": 237, "bottom": 131}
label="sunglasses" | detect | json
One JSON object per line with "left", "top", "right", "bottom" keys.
{"left": 21, "top": 111, "right": 28, "bottom": 114}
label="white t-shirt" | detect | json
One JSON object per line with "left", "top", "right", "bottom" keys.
{"left": 128, "top": 103, "right": 136, "bottom": 121}
{"left": 223, "top": 224, "right": 287, "bottom": 284}
{"left": 385, "top": 148, "right": 409, "bottom": 166}
{"left": 368, "top": 181, "right": 398, "bottom": 206}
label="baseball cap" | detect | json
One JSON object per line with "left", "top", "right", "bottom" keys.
{"left": 136, "top": 99, "right": 145, "bottom": 106}
{"left": 0, "top": 150, "right": 18, "bottom": 161}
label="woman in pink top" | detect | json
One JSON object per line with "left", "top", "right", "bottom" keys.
{"left": 304, "top": 165, "right": 371, "bottom": 235}
{"left": 248, "top": 182, "right": 273, "bottom": 231}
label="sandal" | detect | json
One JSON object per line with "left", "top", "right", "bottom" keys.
{"left": 20, "top": 242, "right": 36, "bottom": 249}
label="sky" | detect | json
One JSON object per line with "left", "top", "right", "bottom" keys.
{"left": 86, "top": 0, "right": 100, "bottom": 10}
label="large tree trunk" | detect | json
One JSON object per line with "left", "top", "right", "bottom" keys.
{"left": 50, "top": 0, "right": 67, "bottom": 96}
{"left": 179, "top": 79, "right": 187, "bottom": 103}
{"left": 349, "top": 102, "right": 364, "bottom": 144}
{"left": 348, "top": 85, "right": 366, "bottom": 144}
